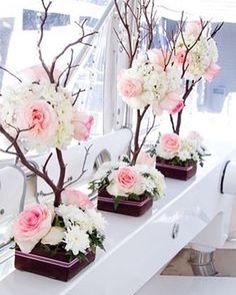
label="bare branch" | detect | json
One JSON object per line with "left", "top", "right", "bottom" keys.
{"left": 0, "top": 66, "right": 22, "bottom": 83}
{"left": 37, "top": 0, "right": 52, "bottom": 82}
{"left": 63, "top": 144, "right": 93, "bottom": 189}
{"left": 72, "top": 89, "right": 86, "bottom": 106}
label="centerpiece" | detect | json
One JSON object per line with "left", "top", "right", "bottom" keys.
{"left": 151, "top": 131, "right": 208, "bottom": 180}
{"left": 0, "top": 0, "right": 105, "bottom": 281}
{"left": 89, "top": 0, "right": 185, "bottom": 216}
{"left": 148, "top": 16, "right": 222, "bottom": 180}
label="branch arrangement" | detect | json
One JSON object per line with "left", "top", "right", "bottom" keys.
{"left": 167, "top": 14, "right": 223, "bottom": 134}
{"left": 114, "top": 0, "right": 158, "bottom": 165}
{"left": 0, "top": 0, "right": 95, "bottom": 206}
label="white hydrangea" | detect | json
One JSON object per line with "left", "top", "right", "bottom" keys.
{"left": 143, "top": 70, "right": 168, "bottom": 103}
{"left": 175, "top": 33, "right": 219, "bottom": 80}
{"left": 0, "top": 81, "right": 75, "bottom": 150}
{"left": 119, "top": 54, "right": 182, "bottom": 112}
{"left": 64, "top": 226, "right": 90, "bottom": 256}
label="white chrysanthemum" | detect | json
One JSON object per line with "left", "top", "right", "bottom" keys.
{"left": 56, "top": 204, "right": 96, "bottom": 233}
{"left": 178, "top": 150, "right": 191, "bottom": 161}
{"left": 134, "top": 164, "right": 165, "bottom": 198}
{"left": 64, "top": 226, "right": 90, "bottom": 255}
{"left": 93, "top": 161, "right": 123, "bottom": 181}
{"left": 86, "top": 208, "right": 106, "bottom": 233}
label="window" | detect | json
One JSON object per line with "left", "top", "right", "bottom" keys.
{"left": 0, "top": 0, "right": 114, "bottom": 161}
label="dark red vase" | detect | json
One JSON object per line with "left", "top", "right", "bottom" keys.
{"left": 156, "top": 160, "right": 197, "bottom": 181}
{"left": 15, "top": 246, "right": 95, "bottom": 281}
{"left": 97, "top": 189, "right": 153, "bottom": 217}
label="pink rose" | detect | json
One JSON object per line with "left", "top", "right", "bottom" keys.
{"left": 147, "top": 48, "right": 168, "bottom": 71}
{"left": 117, "top": 72, "right": 143, "bottom": 98}
{"left": 72, "top": 111, "right": 94, "bottom": 141}
{"left": 61, "top": 189, "right": 93, "bottom": 209}
{"left": 175, "top": 50, "right": 191, "bottom": 66}
{"left": 19, "top": 65, "right": 60, "bottom": 83}
{"left": 160, "top": 133, "right": 181, "bottom": 153}
{"left": 185, "top": 22, "right": 202, "bottom": 37}
{"left": 115, "top": 166, "right": 138, "bottom": 191}
{"left": 17, "top": 100, "right": 58, "bottom": 142}
{"left": 204, "top": 63, "right": 221, "bottom": 82}
{"left": 159, "top": 92, "right": 184, "bottom": 114}
{"left": 136, "top": 150, "right": 156, "bottom": 167}
{"left": 13, "top": 204, "right": 52, "bottom": 253}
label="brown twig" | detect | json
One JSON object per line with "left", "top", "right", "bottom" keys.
{"left": 50, "top": 19, "right": 97, "bottom": 79}
{"left": 0, "top": 66, "right": 22, "bottom": 83}
{"left": 64, "top": 144, "right": 92, "bottom": 189}
{"left": 72, "top": 89, "right": 86, "bottom": 106}
{"left": 37, "top": 0, "right": 52, "bottom": 82}
{"left": 0, "top": 124, "right": 59, "bottom": 201}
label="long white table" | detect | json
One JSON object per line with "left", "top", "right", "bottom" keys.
{"left": 1, "top": 140, "right": 236, "bottom": 295}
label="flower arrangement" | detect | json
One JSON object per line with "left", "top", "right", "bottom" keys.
{"left": 87, "top": 0, "right": 167, "bottom": 216}
{"left": 1, "top": 81, "right": 93, "bottom": 151}
{"left": 0, "top": 0, "right": 105, "bottom": 280}
{"left": 153, "top": 131, "right": 207, "bottom": 167}
{"left": 168, "top": 18, "right": 223, "bottom": 135}
{"left": 89, "top": 160, "right": 165, "bottom": 211}
{"left": 174, "top": 21, "right": 220, "bottom": 81}
{"left": 149, "top": 131, "right": 208, "bottom": 180}
{"left": 118, "top": 52, "right": 184, "bottom": 115}
{"left": 14, "top": 189, "right": 105, "bottom": 256}
{"left": 114, "top": 0, "right": 184, "bottom": 166}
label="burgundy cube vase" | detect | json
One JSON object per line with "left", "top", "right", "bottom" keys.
{"left": 97, "top": 189, "right": 153, "bottom": 217}
{"left": 15, "top": 247, "right": 95, "bottom": 281}
{"left": 156, "top": 160, "right": 197, "bottom": 181}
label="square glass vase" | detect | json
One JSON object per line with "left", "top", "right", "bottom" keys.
{"left": 15, "top": 246, "right": 95, "bottom": 281}
{"left": 156, "top": 160, "right": 197, "bottom": 181}
{"left": 97, "top": 189, "right": 153, "bottom": 217}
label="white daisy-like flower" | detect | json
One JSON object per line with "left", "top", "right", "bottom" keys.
{"left": 64, "top": 226, "right": 90, "bottom": 256}
{"left": 178, "top": 150, "right": 191, "bottom": 161}
{"left": 86, "top": 208, "right": 106, "bottom": 233}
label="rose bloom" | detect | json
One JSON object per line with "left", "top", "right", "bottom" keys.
{"left": 19, "top": 65, "right": 61, "bottom": 84}
{"left": 17, "top": 100, "right": 58, "bottom": 143}
{"left": 136, "top": 150, "right": 156, "bottom": 167}
{"left": 175, "top": 50, "right": 191, "bottom": 66}
{"left": 13, "top": 204, "right": 53, "bottom": 253}
{"left": 61, "top": 189, "right": 94, "bottom": 209}
{"left": 72, "top": 111, "right": 94, "bottom": 141}
{"left": 159, "top": 92, "right": 184, "bottom": 114}
{"left": 117, "top": 73, "right": 143, "bottom": 98}
{"left": 115, "top": 166, "right": 139, "bottom": 191}
{"left": 160, "top": 133, "right": 181, "bottom": 153}
{"left": 185, "top": 22, "right": 202, "bottom": 37}
{"left": 204, "top": 63, "right": 221, "bottom": 82}
{"left": 147, "top": 48, "right": 168, "bottom": 71}
{"left": 41, "top": 226, "right": 65, "bottom": 246}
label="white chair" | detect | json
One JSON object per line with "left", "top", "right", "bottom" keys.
{"left": 36, "top": 128, "right": 133, "bottom": 201}
{"left": 0, "top": 166, "right": 26, "bottom": 248}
